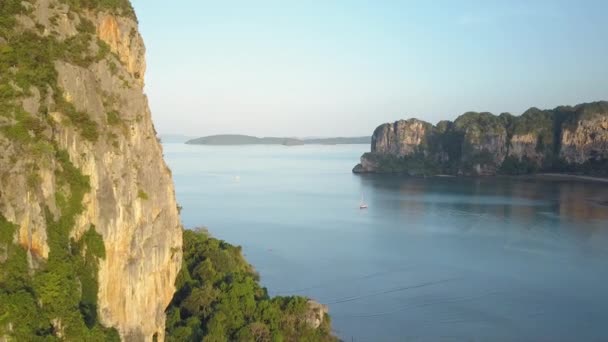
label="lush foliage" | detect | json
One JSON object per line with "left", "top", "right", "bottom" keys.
{"left": 511, "top": 108, "right": 553, "bottom": 137}
{"left": 560, "top": 101, "right": 608, "bottom": 128}
{"left": 499, "top": 156, "right": 540, "bottom": 175}
{"left": 165, "top": 229, "right": 336, "bottom": 342}
{"left": 454, "top": 111, "right": 505, "bottom": 135}
{"left": 549, "top": 157, "right": 608, "bottom": 177}
{"left": 435, "top": 127, "right": 464, "bottom": 174}
{"left": 59, "top": 0, "right": 136, "bottom": 20}
{"left": 0, "top": 4, "right": 105, "bottom": 143}
{"left": 361, "top": 152, "right": 441, "bottom": 175}
{"left": 460, "top": 150, "right": 498, "bottom": 174}
{"left": 0, "top": 151, "right": 119, "bottom": 340}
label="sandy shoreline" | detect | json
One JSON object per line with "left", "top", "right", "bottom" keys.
{"left": 424, "top": 173, "right": 608, "bottom": 183}
{"left": 527, "top": 173, "right": 608, "bottom": 183}
{"left": 361, "top": 172, "right": 608, "bottom": 183}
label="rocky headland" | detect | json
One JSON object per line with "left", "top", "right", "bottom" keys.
{"left": 354, "top": 102, "right": 608, "bottom": 177}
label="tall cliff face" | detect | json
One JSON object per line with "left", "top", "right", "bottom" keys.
{"left": 454, "top": 112, "right": 508, "bottom": 175}
{"left": 0, "top": 1, "right": 181, "bottom": 341}
{"left": 371, "top": 119, "right": 434, "bottom": 157}
{"left": 559, "top": 102, "right": 608, "bottom": 164}
{"left": 353, "top": 101, "right": 608, "bottom": 176}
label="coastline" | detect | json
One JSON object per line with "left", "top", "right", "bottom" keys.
{"left": 354, "top": 170, "right": 608, "bottom": 184}
{"left": 532, "top": 173, "right": 608, "bottom": 183}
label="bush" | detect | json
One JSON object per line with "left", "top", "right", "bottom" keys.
{"left": 165, "top": 229, "right": 336, "bottom": 341}
{"left": 54, "top": 97, "right": 99, "bottom": 142}
{"left": 499, "top": 156, "right": 540, "bottom": 175}
{"left": 59, "top": 0, "right": 137, "bottom": 20}
{"left": 106, "top": 110, "right": 121, "bottom": 125}
{"left": 362, "top": 152, "right": 441, "bottom": 175}
{"left": 137, "top": 189, "right": 149, "bottom": 200}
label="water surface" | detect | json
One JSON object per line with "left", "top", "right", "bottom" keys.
{"left": 164, "top": 143, "right": 608, "bottom": 341}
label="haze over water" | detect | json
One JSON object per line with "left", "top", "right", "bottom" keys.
{"left": 164, "top": 143, "right": 608, "bottom": 341}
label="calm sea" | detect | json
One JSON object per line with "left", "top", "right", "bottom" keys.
{"left": 164, "top": 143, "right": 608, "bottom": 341}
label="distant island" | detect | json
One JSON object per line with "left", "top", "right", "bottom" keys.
{"left": 353, "top": 101, "right": 608, "bottom": 177}
{"left": 186, "top": 134, "right": 370, "bottom": 145}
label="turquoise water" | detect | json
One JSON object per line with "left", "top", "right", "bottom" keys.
{"left": 164, "top": 143, "right": 608, "bottom": 341}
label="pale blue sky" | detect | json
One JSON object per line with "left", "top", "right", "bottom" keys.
{"left": 132, "top": 0, "right": 608, "bottom": 137}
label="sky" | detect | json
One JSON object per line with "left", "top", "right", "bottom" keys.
{"left": 131, "top": 0, "right": 608, "bottom": 137}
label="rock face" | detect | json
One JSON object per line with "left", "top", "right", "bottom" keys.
{"left": 354, "top": 101, "right": 608, "bottom": 176}
{"left": 559, "top": 103, "right": 608, "bottom": 164}
{"left": 0, "top": 1, "right": 181, "bottom": 341}
{"left": 371, "top": 119, "right": 434, "bottom": 157}
{"left": 97, "top": 14, "right": 146, "bottom": 84}
{"left": 305, "top": 300, "right": 329, "bottom": 329}
{"left": 454, "top": 112, "right": 508, "bottom": 175}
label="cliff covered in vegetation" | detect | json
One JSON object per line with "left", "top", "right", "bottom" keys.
{"left": 0, "top": 0, "right": 181, "bottom": 340}
{"left": 354, "top": 102, "right": 608, "bottom": 176}
{"left": 0, "top": 1, "right": 335, "bottom": 341}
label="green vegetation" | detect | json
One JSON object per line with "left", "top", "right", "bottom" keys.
{"left": 0, "top": 0, "right": 30, "bottom": 37}
{"left": 435, "top": 125, "right": 464, "bottom": 174}
{"left": 499, "top": 156, "right": 540, "bottom": 175}
{"left": 0, "top": 107, "right": 44, "bottom": 144}
{"left": 549, "top": 157, "right": 608, "bottom": 177}
{"left": 512, "top": 108, "right": 553, "bottom": 137}
{"left": 165, "top": 229, "right": 336, "bottom": 342}
{"left": 361, "top": 102, "right": 608, "bottom": 177}
{"left": 454, "top": 111, "right": 505, "bottom": 134}
{"left": 452, "top": 112, "right": 506, "bottom": 173}
{"left": 54, "top": 97, "right": 100, "bottom": 142}
{"left": 0, "top": 3, "right": 126, "bottom": 338}
{"left": 461, "top": 150, "right": 497, "bottom": 174}
{"left": 511, "top": 108, "right": 554, "bottom": 158}
{"left": 1, "top": 2, "right": 103, "bottom": 144}
{"left": 0, "top": 150, "right": 119, "bottom": 340}
{"left": 106, "top": 110, "right": 121, "bottom": 125}
{"left": 561, "top": 101, "right": 608, "bottom": 128}
{"left": 137, "top": 189, "right": 149, "bottom": 200}
{"left": 0, "top": 215, "right": 18, "bottom": 245}
{"left": 360, "top": 152, "right": 440, "bottom": 175}
{"left": 59, "top": 0, "right": 137, "bottom": 20}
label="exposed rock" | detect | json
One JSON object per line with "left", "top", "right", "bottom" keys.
{"left": 305, "top": 300, "right": 329, "bottom": 329}
{"left": 0, "top": 135, "right": 55, "bottom": 260}
{"left": 0, "top": 1, "right": 181, "bottom": 341}
{"left": 32, "top": 0, "right": 79, "bottom": 39}
{"left": 454, "top": 112, "right": 508, "bottom": 175}
{"left": 509, "top": 133, "right": 540, "bottom": 160}
{"left": 372, "top": 119, "right": 434, "bottom": 157}
{"left": 355, "top": 101, "right": 608, "bottom": 176}
{"left": 96, "top": 14, "right": 146, "bottom": 85}
{"left": 353, "top": 156, "right": 380, "bottom": 173}
{"left": 53, "top": 58, "right": 181, "bottom": 340}
{"left": 21, "top": 87, "right": 41, "bottom": 116}
{"left": 560, "top": 103, "right": 608, "bottom": 164}
{"left": 506, "top": 107, "right": 555, "bottom": 167}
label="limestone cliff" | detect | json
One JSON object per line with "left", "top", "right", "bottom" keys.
{"left": 371, "top": 119, "right": 435, "bottom": 157}
{"left": 354, "top": 101, "right": 608, "bottom": 176}
{"left": 559, "top": 102, "right": 608, "bottom": 164}
{"left": 0, "top": 1, "right": 181, "bottom": 341}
